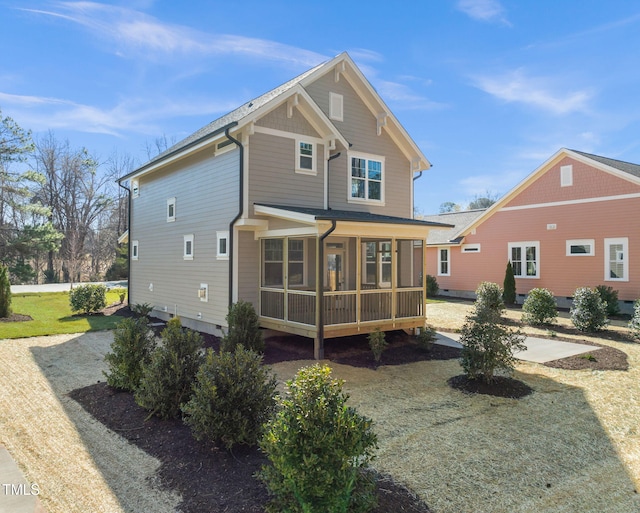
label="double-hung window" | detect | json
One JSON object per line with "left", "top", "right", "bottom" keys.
{"left": 438, "top": 247, "right": 450, "bottom": 276}
{"left": 263, "top": 239, "right": 284, "bottom": 287}
{"left": 288, "top": 239, "right": 305, "bottom": 286}
{"left": 296, "top": 141, "right": 315, "bottom": 174}
{"left": 508, "top": 241, "right": 539, "bottom": 278}
{"left": 604, "top": 238, "right": 628, "bottom": 281}
{"left": 362, "top": 241, "right": 392, "bottom": 287}
{"left": 349, "top": 153, "right": 384, "bottom": 203}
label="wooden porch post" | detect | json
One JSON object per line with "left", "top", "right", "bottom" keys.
{"left": 422, "top": 237, "right": 428, "bottom": 329}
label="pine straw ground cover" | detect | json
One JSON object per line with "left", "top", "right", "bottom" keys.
{"left": 0, "top": 299, "right": 639, "bottom": 513}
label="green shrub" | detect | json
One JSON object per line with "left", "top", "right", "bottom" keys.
{"left": 69, "top": 284, "right": 107, "bottom": 314}
{"left": 522, "top": 288, "right": 557, "bottom": 326}
{"left": 628, "top": 300, "right": 640, "bottom": 341}
{"left": 368, "top": 328, "right": 387, "bottom": 363}
{"left": 259, "top": 364, "right": 378, "bottom": 513}
{"left": 131, "top": 303, "right": 153, "bottom": 317}
{"left": 474, "top": 281, "right": 505, "bottom": 322}
{"left": 459, "top": 317, "right": 526, "bottom": 384}
{"left": 0, "top": 265, "right": 11, "bottom": 318}
{"left": 426, "top": 274, "right": 439, "bottom": 297}
{"left": 416, "top": 324, "right": 437, "bottom": 351}
{"left": 502, "top": 261, "right": 516, "bottom": 305}
{"left": 570, "top": 287, "right": 609, "bottom": 332}
{"left": 221, "top": 300, "right": 264, "bottom": 353}
{"left": 182, "top": 346, "right": 278, "bottom": 449}
{"left": 135, "top": 317, "right": 205, "bottom": 419}
{"left": 104, "top": 317, "right": 155, "bottom": 391}
{"left": 595, "top": 285, "right": 620, "bottom": 316}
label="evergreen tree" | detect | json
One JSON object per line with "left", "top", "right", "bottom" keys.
{"left": 503, "top": 261, "right": 516, "bottom": 305}
{"left": 0, "top": 264, "right": 12, "bottom": 318}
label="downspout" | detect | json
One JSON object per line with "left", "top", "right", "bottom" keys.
{"left": 315, "top": 219, "right": 337, "bottom": 360}
{"left": 224, "top": 125, "right": 244, "bottom": 308}
{"left": 326, "top": 152, "right": 341, "bottom": 210}
{"left": 118, "top": 180, "right": 132, "bottom": 306}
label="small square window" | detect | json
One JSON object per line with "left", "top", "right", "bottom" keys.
{"left": 184, "top": 234, "right": 194, "bottom": 260}
{"left": 217, "top": 231, "right": 229, "bottom": 260}
{"left": 566, "top": 239, "right": 594, "bottom": 256}
{"left": 132, "top": 240, "right": 139, "bottom": 260}
{"left": 167, "top": 197, "right": 176, "bottom": 222}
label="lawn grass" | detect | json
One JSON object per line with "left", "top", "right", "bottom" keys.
{"left": 0, "top": 290, "right": 125, "bottom": 339}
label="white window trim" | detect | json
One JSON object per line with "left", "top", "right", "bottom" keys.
{"left": 461, "top": 243, "right": 481, "bottom": 253}
{"left": 560, "top": 165, "right": 573, "bottom": 187}
{"left": 604, "top": 237, "right": 629, "bottom": 282}
{"left": 183, "top": 234, "right": 194, "bottom": 260}
{"left": 131, "top": 179, "right": 139, "bottom": 198}
{"left": 437, "top": 247, "right": 450, "bottom": 276}
{"left": 508, "top": 241, "right": 540, "bottom": 279}
{"left": 131, "top": 240, "right": 139, "bottom": 261}
{"left": 329, "top": 92, "right": 344, "bottom": 122}
{"left": 361, "top": 241, "right": 392, "bottom": 287}
{"left": 348, "top": 152, "right": 385, "bottom": 205}
{"left": 167, "top": 197, "right": 176, "bottom": 223}
{"left": 566, "top": 239, "right": 595, "bottom": 256}
{"left": 217, "top": 231, "right": 229, "bottom": 260}
{"left": 198, "top": 283, "right": 209, "bottom": 302}
{"left": 296, "top": 140, "right": 316, "bottom": 175}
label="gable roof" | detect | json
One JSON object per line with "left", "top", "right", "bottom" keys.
{"left": 120, "top": 52, "right": 430, "bottom": 183}
{"left": 454, "top": 147, "right": 640, "bottom": 240}
{"left": 421, "top": 209, "right": 486, "bottom": 245}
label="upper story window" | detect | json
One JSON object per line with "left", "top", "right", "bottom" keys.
{"left": 296, "top": 140, "right": 315, "bottom": 175}
{"left": 329, "top": 92, "right": 343, "bottom": 122}
{"left": 349, "top": 153, "right": 384, "bottom": 204}
{"left": 131, "top": 179, "right": 139, "bottom": 198}
{"left": 167, "top": 197, "right": 176, "bottom": 222}
{"left": 560, "top": 165, "right": 573, "bottom": 187}
{"left": 509, "top": 241, "right": 539, "bottom": 278}
{"left": 604, "top": 238, "right": 628, "bottom": 281}
{"left": 131, "top": 240, "right": 139, "bottom": 261}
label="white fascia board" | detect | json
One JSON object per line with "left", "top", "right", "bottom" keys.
{"left": 564, "top": 148, "right": 640, "bottom": 185}
{"left": 253, "top": 204, "right": 318, "bottom": 225}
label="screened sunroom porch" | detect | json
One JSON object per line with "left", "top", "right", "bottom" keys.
{"left": 253, "top": 204, "right": 451, "bottom": 359}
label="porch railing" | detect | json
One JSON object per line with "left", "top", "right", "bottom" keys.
{"left": 260, "top": 287, "right": 423, "bottom": 326}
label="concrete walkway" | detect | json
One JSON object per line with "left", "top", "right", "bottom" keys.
{"left": 436, "top": 331, "right": 601, "bottom": 364}
{"left": 0, "top": 445, "right": 46, "bottom": 513}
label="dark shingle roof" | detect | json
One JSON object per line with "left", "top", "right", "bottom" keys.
{"left": 570, "top": 149, "right": 640, "bottom": 179}
{"left": 256, "top": 204, "right": 453, "bottom": 228}
{"left": 421, "top": 209, "right": 486, "bottom": 245}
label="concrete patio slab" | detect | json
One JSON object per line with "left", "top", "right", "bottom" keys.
{"left": 435, "top": 332, "right": 601, "bottom": 364}
{"left": 0, "top": 445, "right": 46, "bottom": 513}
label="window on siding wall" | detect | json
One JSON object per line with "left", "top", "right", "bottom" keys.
{"left": 362, "top": 241, "right": 392, "bottom": 287}
{"left": 132, "top": 240, "right": 139, "bottom": 260}
{"left": 509, "top": 242, "right": 539, "bottom": 278}
{"left": 329, "top": 92, "right": 343, "bottom": 121}
{"left": 296, "top": 141, "right": 315, "bottom": 175}
{"left": 131, "top": 179, "right": 139, "bottom": 198}
{"left": 184, "top": 234, "right": 194, "bottom": 260}
{"left": 461, "top": 244, "right": 481, "bottom": 253}
{"left": 566, "top": 239, "right": 594, "bottom": 256}
{"left": 438, "top": 248, "right": 450, "bottom": 276}
{"left": 217, "top": 231, "right": 229, "bottom": 260}
{"left": 349, "top": 154, "right": 384, "bottom": 203}
{"left": 604, "top": 238, "right": 628, "bottom": 281}
{"left": 167, "top": 197, "right": 176, "bottom": 222}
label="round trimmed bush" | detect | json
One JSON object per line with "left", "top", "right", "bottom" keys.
{"left": 426, "top": 274, "right": 439, "bottom": 297}
{"left": 104, "top": 317, "right": 155, "bottom": 391}
{"left": 570, "top": 287, "right": 609, "bottom": 332}
{"left": 522, "top": 288, "right": 557, "bottom": 326}
{"left": 629, "top": 300, "right": 640, "bottom": 341}
{"left": 474, "top": 281, "right": 505, "bottom": 322}
{"left": 182, "top": 347, "right": 278, "bottom": 449}
{"left": 221, "top": 300, "right": 264, "bottom": 353}
{"left": 69, "top": 283, "right": 107, "bottom": 314}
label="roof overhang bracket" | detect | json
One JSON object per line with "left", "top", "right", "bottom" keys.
{"left": 376, "top": 112, "right": 388, "bottom": 136}
{"left": 335, "top": 61, "right": 346, "bottom": 82}
{"left": 287, "top": 94, "right": 299, "bottom": 118}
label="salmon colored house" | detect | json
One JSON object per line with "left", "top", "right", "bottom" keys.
{"left": 424, "top": 148, "right": 640, "bottom": 313}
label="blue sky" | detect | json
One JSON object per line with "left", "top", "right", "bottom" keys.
{"left": 2, "top": 0, "right": 640, "bottom": 213}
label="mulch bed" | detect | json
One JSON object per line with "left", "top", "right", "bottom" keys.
{"left": 0, "top": 313, "right": 33, "bottom": 322}
{"left": 447, "top": 375, "right": 533, "bottom": 399}
{"left": 543, "top": 342, "right": 629, "bottom": 371}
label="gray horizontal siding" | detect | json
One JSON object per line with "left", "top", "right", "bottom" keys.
{"left": 130, "top": 149, "right": 239, "bottom": 327}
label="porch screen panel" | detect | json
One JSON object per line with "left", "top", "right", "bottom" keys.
{"left": 361, "top": 291, "right": 392, "bottom": 322}
{"left": 288, "top": 292, "right": 315, "bottom": 325}
{"left": 396, "top": 289, "right": 424, "bottom": 318}
{"left": 324, "top": 293, "right": 356, "bottom": 325}
{"left": 261, "top": 289, "right": 284, "bottom": 320}
{"left": 263, "top": 239, "right": 283, "bottom": 287}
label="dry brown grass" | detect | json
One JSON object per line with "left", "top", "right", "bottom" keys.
{"left": 1, "top": 301, "right": 639, "bottom": 513}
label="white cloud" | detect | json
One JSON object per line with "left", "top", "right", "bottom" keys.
{"left": 473, "top": 68, "right": 593, "bottom": 114}
{"left": 456, "top": 0, "right": 510, "bottom": 25}
{"left": 0, "top": 91, "right": 236, "bottom": 137}
{"left": 20, "top": 2, "right": 327, "bottom": 67}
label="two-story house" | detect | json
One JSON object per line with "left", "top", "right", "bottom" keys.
{"left": 118, "top": 52, "right": 449, "bottom": 359}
